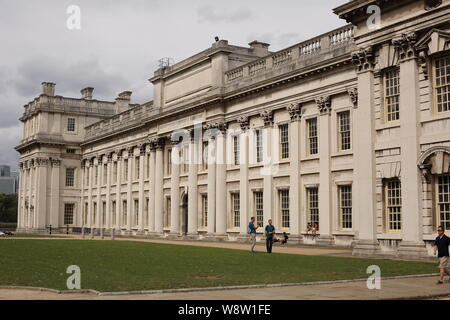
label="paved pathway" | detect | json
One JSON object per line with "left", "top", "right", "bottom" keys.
{"left": 0, "top": 276, "right": 449, "bottom": 300}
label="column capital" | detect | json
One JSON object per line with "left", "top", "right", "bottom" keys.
{"left": 316, "top": 96, "right": 332, "bottom": 115}
{"left": 35, "top": 157, "right": 49, "bottom": 167}
{"left": 50, "top": 158, "right": 61, "bottom": 167}
{"left": 150, "top": 137, "right": 165, "bottom": 151}
{"left": 392, "top": 32, "right": 418, "bottom": 62}
{"left": 260, "top": 109, "right": 274, "bottom": 127}
{"left": 237, "top": 115, "right": 250, "bottom": 131}
{"left": 203, "top": 121, "right": 227, "bottom": 134}
{"left": 351, "top": 46, "right": 375, "bottom": 73}
{"left": 287, "top": 102, "right": 302, "bottom": 121}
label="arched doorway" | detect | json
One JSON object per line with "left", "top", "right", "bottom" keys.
{"left": 181, "top": 194, "right": 188, "bottom": 235}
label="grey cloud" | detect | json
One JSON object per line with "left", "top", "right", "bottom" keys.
{"left": 197, "top": 5, "right": 251, "bottom": 23}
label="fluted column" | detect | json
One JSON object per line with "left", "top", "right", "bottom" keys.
{"left": 288, "top": 108, "right": 302, "bottom": 238}
{"left": 17, "top": 164, "right": 23, "bottom": 229}
{"left": 188, "top": 138, "right": 199, "bottom": 235}
{"left": 96, "top": 159, "right": 101, "bottom": 229}
{"left": 49, "top": 159, "right": 61, "bottom": 228}
{"left": 149, "top": 146, "right": 156, "bottom": 232}
{"left": 115, "top": 153, "right": 122, "bottom": 230}
{"left": 216, "top": 129, "right": 227, "bottom": 235}
{"left": 88, "top": 161, "right": 93, "bottom": 228}
{"left": 170, "top": 144, "right": 181, "bottom": 234}
{"left": 239, "top": 132, "right": 249, "bottom": 234}
{"left": 154, "top": 139, "right": 165, "bottom": 233}
{"left": 138, "top": 146, "right": 145, "bottom": 233}
{"left": 316, "top": 97, "right": 333, "bottom": 245}
{"left": 126, "top": 150, "right": 133, "bottom": 232}
{"left": 105, "top": 155, "right": 112, "bottom": 229}
{"left": 207, "top": 137, "right": 216, "bottom": 235}
{"left": 34, "top": 158, "right": 48, "bottom": 230}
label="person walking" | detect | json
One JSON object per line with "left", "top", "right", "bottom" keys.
{"left": 434, "top": 226, "right": 450, "bottom": 284}
{"left": 265, "top": 219, "right": 275, "bottom": 253}
{"left": 248, "top": 217, "right": 257, "bottom": 253}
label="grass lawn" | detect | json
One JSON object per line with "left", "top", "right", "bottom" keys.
{"left": 0, "top": 239, "right": 437, "bottom": 292}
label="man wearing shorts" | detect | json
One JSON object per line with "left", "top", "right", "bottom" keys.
{"left": 434, "top": 226, "right": 450, "bottom": 284}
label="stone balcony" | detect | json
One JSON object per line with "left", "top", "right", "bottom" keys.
{"left": 224, "top": 25, "right": 356, "bottom": 94}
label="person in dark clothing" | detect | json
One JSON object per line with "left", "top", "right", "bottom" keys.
{"left": 280, "top": 232, "right": 289, "bottom": 245}
{"left": 434, "top": 226, "right": 450, "bottom": 284}
{"left": 265, "top": 220, "right": 275, "bottom": 253}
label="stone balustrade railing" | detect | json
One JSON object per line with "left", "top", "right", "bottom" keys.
{"left": 224, "top": 25, "right": 355, "bottom": 85}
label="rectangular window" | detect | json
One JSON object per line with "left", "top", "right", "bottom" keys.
{"left": 256, "top": 130, "right": 263, "bottom": 163}
{"left": 279, "top": 124, "right": 290, "bottom": 159}
{"left": 122, "top": 200, "right": 127, "bottom": 226}
{"left": 146, "top": 154, "right": 150, "bottom": 179}
{"left": 338, "top": 111, "right": 351, "bottom": 151}
{"left": 385, "top": 179, "right": 402, "bottom": 232}
{"left": 233, "top": 136, "right": 240, "bottom": 166}
{"left": 339, "top": 185, "right": 353, "bottom": 230}
{"left": 167, "top": 149, "right": 172, "bottom": 175}
{"left": 66, "top": 148, "right": 76, "bottom": 154}
{"left": 135, "top": 157, "right": 140, "bottom": 181}
{"left": 134, "top": 199, "right": 139, "bottom": 227}
{"left": 67, "top": 118, "right": 76, "bottom": 132}
{"left": 93, "top": 202, "right": 97, "bottom": 225}
{"left": 112, "top": 201, "right": 117, "bottom": 226}
{"left": 145, "top": 198, "right": 149, "bottom": 227}
{"left": 384, "top": 69, "right": 400, "bottom": 122}
{"left": 85, "top": 167, "right": 89, "bottom": 187}
{"left": 280, "top": 190, "right": 290, "bottom": 229}
{"left": 232, "top": 193, "right": 240, "bottom": 228}
{"left": 202, "top": 142, "right": 208, "bottom": 171}
{"left": 437, "top": 175, "right": 450, "bottom": 231}
{"left": 255, "top": 191, "right": 264, "bottom": 228}
{"left": 102, "top": 201, "right": 106, "bottom": 225}
{"left": 202, "top": 195, "right": 208, "bottom": 228}
{"left": 435, "top": 55, "right": 450, "bottom": 113}
{"left": 307, "top": 118, "right": 318, "bottom": 156}
{"left": 165, "top": 197, "right": 171, "bottom": 229}
{"left": 66, "top": 168, "right": 75, "bottom": 187}
{"left": 64, "top": 203, "right": 75, "bottom": 225}
{"left": 307, "top": 188, "right": 319, "bottom": 228}
{"left": 83, "top": 203, "right": 88, "bottom": 225}
{"left": 182, "top": 145, "right": 189, "bottom": 174}
{"left": 94, "top": 166, "right": 98, "bottom": 186}
{"left": 103, "top": 164, "right": 108, "bottom": 185}
{"left": 123, "top": 159, "right": 128, "bottom": 182}
{"left": 113, "top": 162, "right": 118, "bottom": 184}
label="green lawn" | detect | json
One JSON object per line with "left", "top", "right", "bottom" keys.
{"left": 0, "top": 239, "right": 437, "bottom": 292}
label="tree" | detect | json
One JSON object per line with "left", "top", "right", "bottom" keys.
{"left": 0, "top": 194, "right": 18, "bottom": 223}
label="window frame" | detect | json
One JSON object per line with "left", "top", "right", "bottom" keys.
{"left": 254, "top": 191, "right": 264, "bottom": 228}
{"left": 65, "top": 168, "right": 75, "bottom": 187}
{"left": 307, "top": 118, "right": 318, "bottom": 156}
{"left": 279, "top": 123, "right": 290, "bottom": 160}
{"left": 231, "top": 192, "right": 241, "bottom": 228}
{"left": 337, "top": 110, "right": 352, "bottom": 152}
{"left": 383, "top": 68, "right": 401, "bottom": 123}
{"left": 338, "top": 185, "right": 353, "bottom": 231}
{"left": 384, "top": 179, "right": 402, "bottom": 233}
{"left": 64, "top": 203, "right": 75, "bottom": 225}
{"left": 436, "top": 174, "right": 450, "bottom": 231}
{"left": 279, "top": 189, "right": 290, "bottom": 229}
{"left": 434, "top": 55, "right": 450, "bottom": 114}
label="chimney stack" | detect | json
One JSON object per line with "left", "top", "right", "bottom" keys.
{"left": 115, "top": 91, "right": 132, "bottom": 114}
{"left": 248, "top": 41, "right": 270, "bottom": 57}
{"left": 81, "top": 87, "right": 94, "bottom": 100}
{"left": 42, "top": 82, "right": 56, "bottom": 96}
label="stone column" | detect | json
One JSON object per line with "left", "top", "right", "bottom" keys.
{"left": 288, "top": 103, "right": 302, "bottom": 239}
{"left": 170, "top": 143, "right": 181, "bottom": 234}
{"left": 16, "top": 164, "right": 23, "bottom": 230}
{"left": 138, "top": 146, "right": 145, "bottom": 234}
{"left": 215, "top": 127, "right": 227, "bottom": 236}
{"left": 115, "top": 152, "right": 122, "bottom": 230}
{"left": 207, "top": 137, "right": 217, "bottom": 235}
{"left": 126, "top": 149, "right": 133, "bottom": 232}
{"left": 105, "top": 155, "right": 112, "bottom": 229}
{"left": 395, "top": 35, "right": 427, "bottom": 257}
{"left": 149, "top": 146, "right": 156, "bottom": 232}
{"left": 316, "top": 97, "right": 333, "bottom": 245}
{"left": 352, "top": 47, "right": 381, "bottom": 255}
{"left": 239, "top": 131, "right": 249, "bottom": 235}
{"left": 188, "top": 137, "right": 199, "bottom": 235}
{"left": 96, "top": 160, "right": 102, "bottom": 229}
{"left": 154, "top": 139, "right": 165, "bottom": 233}
{"left": 34, "top": 158, "right": 48, "bottom": 231}
{"left": 49, "top": 159, "right": 61, "bottom": 228}
{"left": 88, "top": 161, "right": 93, "bottom": 229}
{"left": 261, "top": 111, "right": 274, "bottom": 228}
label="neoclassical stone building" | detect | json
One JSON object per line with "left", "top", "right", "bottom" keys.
{"left": 15, "top": 0, "right": 450, "bottom": 258}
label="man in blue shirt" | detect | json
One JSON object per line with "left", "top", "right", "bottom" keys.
{"left": 265, "top": 219, "right": 275, "bottom": 253}
{"left": 248, "top": 217, "right": 257, "bottom": 253}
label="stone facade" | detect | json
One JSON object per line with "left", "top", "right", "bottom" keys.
{"left": 15, "top": 0, "right": 450, "bottom": 258}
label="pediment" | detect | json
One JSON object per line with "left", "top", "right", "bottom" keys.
{"left": 416, "top": 29, "right": 450, "bottom": 55}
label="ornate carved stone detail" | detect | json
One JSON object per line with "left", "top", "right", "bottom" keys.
{"left": 260, "top": 110, "right": 274, "bottom": 127}
{"left": 50, "top": 158, "right": 61, "bottom": 167}
{"left": 419, "top": 164, "right": 432, "bottom": 184}
{"left": 347, "top": 88, "right": 358, "bottom": 108}
{"left": 287, "top": 103, "right": 302, "bottom": 121}
{"left": 35, "top": 157, "right": 49, "bottom": 167}
{"left": 392, "top": 32, "right": 418, "bottom": 61}
{"left": 237, "top": 115, "right": 250, "bottom": 131}
{"left": 127, "top": 146, "right": 135, "bottom": 157}
{"left": 203, "top": 121, "right": 227, "bottom": 134}
{"left": 351, "top": 47, "right": 375, "bottom": 72}
{"left": 418, "top": 51, "right": 429, "bottom": 79}
{"left": 150, "top": 137, "right": 165, "bottom": 151}
{"left": 315, "top": 96, "right": 332, "bottom": 114}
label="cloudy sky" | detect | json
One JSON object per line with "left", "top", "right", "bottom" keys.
{"left": 0, "top": 0, "right": 346, "bottom": 170}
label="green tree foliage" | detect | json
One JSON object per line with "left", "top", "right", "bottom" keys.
{"left": 0, "top": 194, "right": 18, "bottom": 222}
